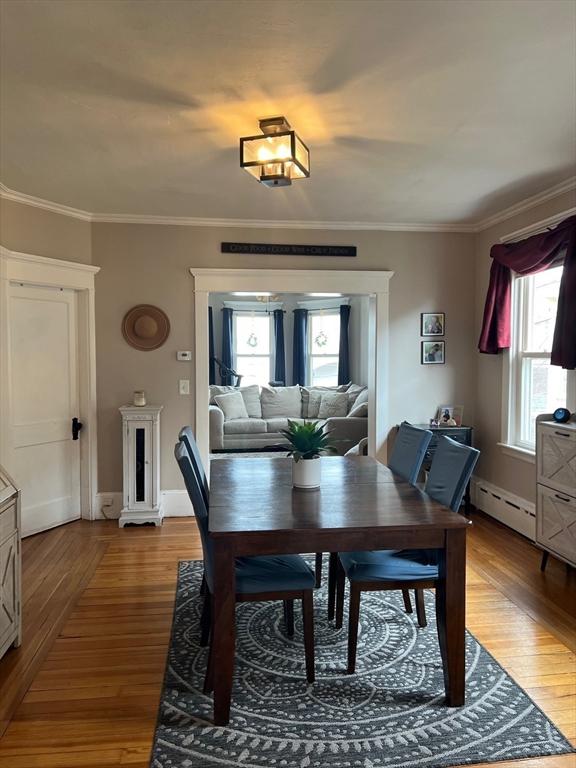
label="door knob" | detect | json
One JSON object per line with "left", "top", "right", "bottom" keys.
{"left": 72, "top": 417, "right": 83, "bottom": 440}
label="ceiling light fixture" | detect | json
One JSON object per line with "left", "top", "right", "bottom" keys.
{"left": 240, "top": 116, "right": 310, "bottom": 188}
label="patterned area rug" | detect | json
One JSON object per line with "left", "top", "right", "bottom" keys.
{"left": 151, "top": 560, "right": 573, "bottom": 768}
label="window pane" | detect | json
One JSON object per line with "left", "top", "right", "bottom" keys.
{"left": 310, "top": 313, "right": 340, "bottom": 355}
{"left": 235, "top": 314, "right": 270, "bottom": 355}
{"left": 526, "top": 266, "right": 563, "bottom": 352}
{"left": 236, "top": 356, "right": 270, "bottom": 387}
{"left": 521, "top": 357, "right": 567, "bottom": 445}
{"left": 311, "top": 356, "right": 339, "bottom": 387}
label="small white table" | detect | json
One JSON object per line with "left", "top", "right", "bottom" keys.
{"left": 119, "top": 405, "right": 163, "bottom": 527}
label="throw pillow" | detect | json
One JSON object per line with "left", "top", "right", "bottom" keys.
{"left": 214, "top": 391, "right": 248, "bottom": 421}
{"left": 261, "top": 385, "right": 302, "bottom": 419}
{"left": 238, "top": 384, "right": 262, "bottom": 418}
{"left": 348, "top": 386, "right": 368, "bottom": 413}
{"left": 349, "top": 400, "right": 368, "bottom": 417}
{"left": 318, "top": 392, "right": 349, "bottom": 418}
{"left": 210, "top": 384, "right": 262, "bottom": 417}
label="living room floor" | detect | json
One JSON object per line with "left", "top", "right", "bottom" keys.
{"left": 0, "top": 513, "right": 573, "bottom": 768}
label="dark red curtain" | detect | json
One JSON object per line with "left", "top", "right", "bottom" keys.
{"left": 478, "top": 215, "right": 576, "bottom": 369}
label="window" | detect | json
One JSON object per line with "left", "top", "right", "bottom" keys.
{"left": 308, "top": 311, "right": 340, "bottom": 386}
{"left": 233, "top": 313, "right": 271, "bottom": 387}
{"left": 507, "top": 266, "right": 568, "bottom": 450}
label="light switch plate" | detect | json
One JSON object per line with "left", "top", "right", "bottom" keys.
{"left": 179, "top": 379, "right": 190, "bottom": 395}
{"left": 177, "top": 351, "right": 192, "bottom": 361}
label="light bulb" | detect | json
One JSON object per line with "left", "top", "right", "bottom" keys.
{"left": 257, "top": 146, "right": 272, "bottom": 162}
{"left": 276, "top": 144, "right": 290, "bottom": 159}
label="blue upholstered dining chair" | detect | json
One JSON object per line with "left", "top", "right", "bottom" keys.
{"left": 174, "top": 443, "right": 316, "bottom": 691}
{"left": 327, "top": 423, "right": 433, "bottom": 622}
{"left": 179, "top": 426, "right": 209, "bottom": 507}
{"left": 388, "top": 421, "right": 433, "bottom": 484}
{"left": 334, "top": 436, "right": 480, "bottom": 674}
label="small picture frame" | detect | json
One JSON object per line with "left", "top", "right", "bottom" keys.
{"left": 421, "top": 312, "right": 445, "bottom": 336}
{"left": 437, "top": 405, "right": 464, "bottom": 426}
{"left": 421, "top": 340, "right": 445, "bottom": 365}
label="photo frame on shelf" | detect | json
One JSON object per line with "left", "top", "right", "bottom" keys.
{"left": 421, "top": 312, "right": 445, "bottom": 336}
{"left": 436, "top": 404, "right": 464, "bottom": 426}
{"left": 421, "top": 340, "right": 445, "bottom": 365}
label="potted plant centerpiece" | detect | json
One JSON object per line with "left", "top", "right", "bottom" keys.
{"left": 280, "top": 420, "right": 337, "bottom": 490}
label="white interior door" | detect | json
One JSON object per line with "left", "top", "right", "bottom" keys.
{"left": 7, "top": 283, "right": 81, "bottom": 537}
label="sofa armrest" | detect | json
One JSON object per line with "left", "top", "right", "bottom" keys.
{"left": 325, "top": 416, "right": 368, "bottom": 456}
{"left": 209, "top": 405, "right": 225, "bottom": 450}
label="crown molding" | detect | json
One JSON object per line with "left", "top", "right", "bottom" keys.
{"left": 475, "top": 176, "right": 576, "bottom": 232}
{"left": 2, "top": 176, "right": 575, "bottom": 233}
{"left": 0, "top": 182, "right": 93, "bottom": 221}
{"left": 499, "top": 207, "right": 576, "bottom": 243}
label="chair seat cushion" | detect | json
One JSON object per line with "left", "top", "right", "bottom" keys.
{"left": 339, "top": 549, "right": 439, "bottom": 582}
{"left": 235, "top": 554, "right": 315, "bottom": 594}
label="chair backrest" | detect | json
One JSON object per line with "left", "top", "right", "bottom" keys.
{"left": 174, "top": 442, "right": 213, "bottom": 588}
{"left": 388, "top": 422, "right": 433, "bottom": 484}
{"left": 178, "top": 426, "right": 209, "bottom": 507}
{"left": 425, "top": 435, "right": 480, "bottom": 512}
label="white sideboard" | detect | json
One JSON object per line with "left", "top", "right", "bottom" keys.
{"left": 119, "top": 405, "right": 163, "bottom": 527}
{"left": 536, "top": 418, "right": 576, "bottom": 569}
{"left": 0, "top": 465, "right": 21, "bottom": 661}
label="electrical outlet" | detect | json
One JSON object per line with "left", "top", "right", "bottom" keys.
{"left": 179, "top": 379, "right": 190, "bottom": 395}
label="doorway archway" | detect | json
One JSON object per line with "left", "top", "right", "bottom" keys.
{"left": 190, "top": 268, "right": 394, "bottom": 472}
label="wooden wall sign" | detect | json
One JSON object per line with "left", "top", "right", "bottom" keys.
{"left": 221, "top": 242, "right": 357, "bottom": 257}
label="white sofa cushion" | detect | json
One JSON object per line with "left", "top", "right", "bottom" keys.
{"left": 349, "top": 400, "right": 368, "bottom": 417}
{"left": 265, "top": 417, "right": 321, "bottom": 433}
{"left": 214, "top": 391, "right": 248, "bottom": 421}
{"left": 318, "top": 392, "right": 349, "bottom": 418}
{"left": 347, "top": 385, "right": 367, "bottom": 412}
{"left": 260, "top": 385, "right": 302, "bottom": 419}
{"left": 223, "top": 418, "right": 267, "bottom": 434}
{"left": 210, "top": 384, "right": 262, "bottom": 418}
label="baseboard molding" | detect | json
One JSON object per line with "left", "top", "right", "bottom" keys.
{"left": 94, "top": 493, "right": 122, "bottom": 520}
{"left": 160, "top": 490, "right": 194, "bottom": 517}
{"left": 471, "top": 477, "right": 535, "bottom": 541}
{"left": 95, "top": 490, "right": 193, "bottom": 520}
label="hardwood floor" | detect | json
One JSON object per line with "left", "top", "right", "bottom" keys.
{"left": 0, "top": 512, "right": 574, "bottom": 768}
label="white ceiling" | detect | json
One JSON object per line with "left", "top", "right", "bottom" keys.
{"left": 1, "top": 0, "right": 575, "bottom": 226}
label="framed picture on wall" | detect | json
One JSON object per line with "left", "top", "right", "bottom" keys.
{"left": 421, "top": 312, "right": 445, "bottom": 336}
{"left": 421, "top": 340, "right": 445, "bottom": 365}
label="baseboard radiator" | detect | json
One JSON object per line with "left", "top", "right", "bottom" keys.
{"left": 471, "top": 477, "right": 536, "bottom": 541}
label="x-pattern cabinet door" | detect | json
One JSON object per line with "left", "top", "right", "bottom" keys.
{"left": 0, "top": 534, "right": 18, "bottom": 648}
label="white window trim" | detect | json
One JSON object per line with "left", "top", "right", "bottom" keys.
{"left": 307, "top": 309, "right": 340, "bottom": 386}
{"left": 232, "top": 310, "right": 274, "bottom": 385}
{"left": 501, "top": 272, "right": 576, "bottom": 461}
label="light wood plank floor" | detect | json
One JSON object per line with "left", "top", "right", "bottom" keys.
{"left": 0, "top": 513, "right": 574, "bottom": 768}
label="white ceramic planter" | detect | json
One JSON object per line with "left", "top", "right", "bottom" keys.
{"left": 292, "top": 457, "right": 321, "bottom": 489}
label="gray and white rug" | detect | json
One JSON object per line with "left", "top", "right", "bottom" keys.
{"left": 151, "top": 560, "right": 574, "bottom": 768}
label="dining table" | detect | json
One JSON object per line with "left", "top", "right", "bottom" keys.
{"left": 208, "top": 455, "right": 471, "bottom": 726}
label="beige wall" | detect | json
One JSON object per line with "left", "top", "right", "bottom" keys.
{"left": 0, "top": 198, "right": 92, "bottom": 263}
{"left": 92, "top": 224, "right": 477, "bottom": 491}
{"left": 4, "top": 190, "right": 574, "bottom": 503}
{"left": 474, "top": 189, "right": 576, "bottom": 503}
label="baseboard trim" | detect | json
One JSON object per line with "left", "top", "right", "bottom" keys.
{"left": 471, "top": 477, "right": 535, "bottom": 541}
{"left": 160, "top": 490, "right": 194, "bottom": 517}
{"left": 95, "top": 490, "right": 193, "bottom": 519}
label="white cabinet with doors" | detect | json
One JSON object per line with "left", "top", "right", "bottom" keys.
{"left": 119, "top": 405, "right": 163, "bottom": 527}
{"left": 0, "top": 465, "right": 21, "bottom": 661}
{"left": 536, "top": 418, "right": 576, "bottom": 568}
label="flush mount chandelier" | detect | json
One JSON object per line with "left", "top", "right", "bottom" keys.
{"left": 240, "top": 116, "right": 310, "bottom": 188}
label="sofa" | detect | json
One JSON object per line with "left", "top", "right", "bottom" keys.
{"left": 209, "top": 383, "right": 368, "bottom": 454}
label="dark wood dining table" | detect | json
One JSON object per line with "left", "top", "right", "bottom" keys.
{"left": 208, "top": 455, "right": 471, "bottom": 726}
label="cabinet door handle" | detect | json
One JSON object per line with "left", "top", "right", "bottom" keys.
{"left": 555, "top": 493, "right": 571, "bottom": 502}
{"left": 554, "top": 431, "right": 571, "bottom": 438}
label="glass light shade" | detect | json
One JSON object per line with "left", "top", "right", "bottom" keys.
{"left": 240, "top": 129, "right": 310, "bottom": 187}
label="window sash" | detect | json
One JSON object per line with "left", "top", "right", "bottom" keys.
{"left": 232, "top": 313, "right": 273, "bottom": 385}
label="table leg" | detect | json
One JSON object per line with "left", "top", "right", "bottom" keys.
{"left": 212, "top": 540, "right": 236, "bottom": 725}
{"left": 435, "top": 527, "right": 466, "bottom": 706}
